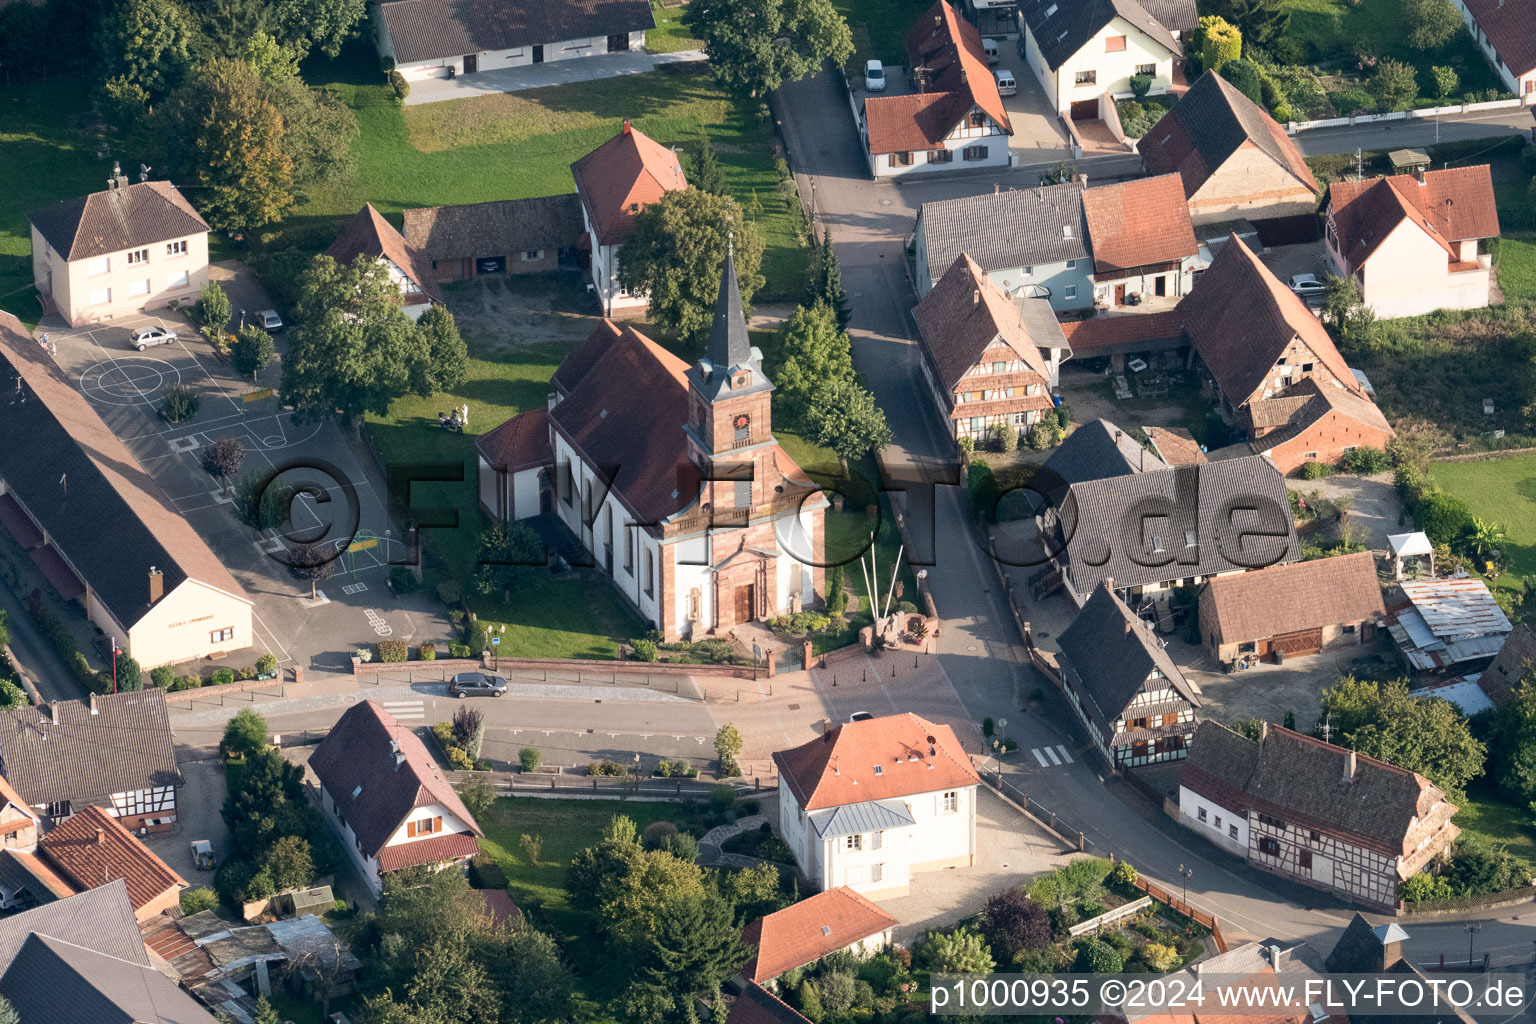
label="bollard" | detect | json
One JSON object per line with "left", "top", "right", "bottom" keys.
{"left": 1078, "top": 832, "right": 1085, "bottom": 851}
{"left": 862, "top": 668, "right": 867, "bottom": 682}
{"left": 891, "top": 663, "right": 896, "bottom": 678}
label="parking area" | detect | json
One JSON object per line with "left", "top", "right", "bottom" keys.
{"left": 24, "top": 265, "right": 450, "bottom": 678}
{"left": 1258, "top": 242, "right": 1330, "bottom": 298}
{"left": 990, "top": 49, "right": 1072, "bottom": 163}
{"left": 142, "top": 758, "right": 230, "bottom": 885}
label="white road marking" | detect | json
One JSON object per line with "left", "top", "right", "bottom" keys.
{"left": 1056, "top": 745, "right": 1073, "bottom": 763}
{"left": 381, "top": 700, "right": 425, "bottom": 721}
{"left": 1032, "top": 748, "right": 1050, "bottom": 767}
{"left": 1043, "top": 746, "right": 1061, "bottom": 766}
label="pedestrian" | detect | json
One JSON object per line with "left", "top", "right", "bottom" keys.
{"left": 459, "top": 403, "right": 470, "bottom": 428}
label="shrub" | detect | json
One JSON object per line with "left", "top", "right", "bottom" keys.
{"left": 1220, "top": 58, "right": 1266, "bottom": 106}
{"left": 709, "top": 785, "right": 737, "bottom": 811}
{"left": 1431, "top": 65, "right": 1459, "bottom": 99}
{"left": 1417, "top": 491, "right": 1472, "bottom": 545}
{"left": 767, "top": 611, "right": 832, "bottom": 634}
{"left": 519, "top": 747, "right": 542, "bottom": 772}
{"left": 1074, "top": 937, "right": 1123, "bottom": 974}
{"left": 376, "top": 639, "right": 408, "bottom": 662}
{"left": 161, "top": 386, "right": 200, "bottom": 423}
{"left": 826, "top": 564, "right": 847, "bottom": 615}
{"left": 980, "top": 888, "right": 1052, "bottom": 961}
{"left": 1340, "top": 446, "right": 1390, "bottom": 475}
{"left": 255, "top": 653, "right": 278, "bottom": 676}
{"left": 464, "top": 619, "right": 491, "bottom": 655}
{"left": 1399, "top": 872, "right": 1455, "bottom": 903}
{"left": 196, "top": 280, "right": 233, "bottom": 336}
{"left": 631, "top": 638, "right": 659, "bottom": 662}
{"left": 389, "top": 70, "right": 409, "bottom": 101}
{"left": 916, "top": 927, "right": 995, "bottom": 974}
{"left": 982, "top": 717, "right": 995, "bottom": 737}
{"left": 1055, "top": 404, "right": 1071, "bottom": 429}
{"left": 1129, "top": 73, "right": 1152, "bottom": 100}
{"left": 1198, "top": 15, "right": 1241, "bottom": 74}
{"left": 466, "top": 853, "right": 508, "bottom": 890}
{"left": 180, "top": 887, "right": 219, "bottom": 914}
{"left": 1144, "top": 942, "right": 1181, "bottom": 971}
{"left": 1299, "top": 460, "right": 1332, "bottom": 480}
{"left": 588, "top": 760, "right": 627, "bottom": 776}
{"left": 641, "top": 821, "right": 680, "bottom": 850}
{"left": 447, "top": 746, "right": 475, "bottom": 770}
{"left": 149, "top": 666, "right": 175, "bottom": 689}
{"left": 417, "top": 642, "right": 436, "bottom": 661}
{"left": 1109, "top": 860, "right": 1138, "bottom": 888}
{"left": 1027, "top": 419, "right": 1063, "bottom": 450}
{"left": 210, "top": 667, "right": 235, "bottom": 687}
{"left": 449, "top": 642, "right": 472, "bottom": 658}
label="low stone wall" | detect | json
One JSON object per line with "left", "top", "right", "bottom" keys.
{"left": 163, "top": 676, "right": 283, "bottom": 704}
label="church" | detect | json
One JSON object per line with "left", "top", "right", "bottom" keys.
{"left": 476, "top": 247, "right": 828, "bottom": 640}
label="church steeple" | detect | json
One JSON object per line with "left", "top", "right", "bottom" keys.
{"left": 685, "top": 243, "right": 774, "bottom": 455}
{"left": 706, "top": 235, "right": 752, "bottom": 375}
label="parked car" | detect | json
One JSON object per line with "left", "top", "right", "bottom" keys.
{"left": 982, "top": 37, "right": 999, "bottom": 64}
{"left": 129, "top": 326, "right": 176, "bottom": 350}
{"left": 190, "top": 840, "right": 215, "bottom": 871}
{"left": 995, "top": 69, "right": 1017, "bottom": 96}
{"left": 448, "top": 672, "right": 508, "bottom": 698}
{"left": 256, "top": 309, "right": 284, "bottom": 332}
{"left": 1289, "top": 274, "right": 1326, "bottom": 300}
{"left": 864, "top": 59, "right": 886, "bottom": 92}
{"left": 848, "top": 711, "right": 874, "bottom": 722}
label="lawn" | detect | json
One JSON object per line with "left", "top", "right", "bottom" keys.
{"left": 1429, "top": 454, "right": 1536, "bottom": 576}
{"left": 289, "top": 43, "right": 807, "bottom": 301}
{"left": 1453, "top": 788, "right": 1536, "bottom": 877}
{"left": 0, "top": 75, "right": 113, "bottom": 324}
{"left": 645, "top": 4, "right": 704, "bottom": 54}
{"left": 833, "top": 0, "right": 935, "bottom": 65}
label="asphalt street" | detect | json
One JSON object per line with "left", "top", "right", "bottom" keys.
{"left": 773, "top": 63, "right": 1536, "bottom": 962}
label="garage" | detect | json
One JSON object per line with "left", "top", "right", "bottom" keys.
{"left": 1070, "top": 99, "right": 1100, "bottom": 121}
{"left": 1269, "top": 627, "right": 1324, "bottom": 658}
{"left": 475, "top": 255, "right": 506, "bottom": 275}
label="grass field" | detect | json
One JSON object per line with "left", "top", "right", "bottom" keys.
{"left": 1453, "top": 788, "right": 1536, "bottom": 877}
{"left": 1281, "top": 0, "right": 1506, "bottom": 96}
{"left": 291, "top": 44, "right": 807, "bottom": 301}
{"left": 646, "top": 5, "right": 704, "bottom": 54}
{"left": 1429, "top": 454, "right": 1536, "bottom": 576}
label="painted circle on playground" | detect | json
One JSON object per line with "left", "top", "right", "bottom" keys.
{"left": 77, "top": 358, "right": 184, "bottom": 406}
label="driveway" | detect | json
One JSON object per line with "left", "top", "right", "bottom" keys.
{"left": 1299, "top": 472, "right": 1402, "bottom": 551}
{"left": 143, "top": 758, "right": 230, "bottom": 886}
{"left": 403, "top": 50, "right": 706, "bottom": 105}
{"left": 991, "top": 49, "right": 1071, "bottom": 162}
{"left": 1258, "top": 242, "right": 1329, "bottom": 292}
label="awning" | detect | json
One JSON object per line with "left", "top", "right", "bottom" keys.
{"left": 29, "top": 545, "right": 85, "bottom": 601}
{"left": 0, "top": 494, "right": 42, "bottom": 550}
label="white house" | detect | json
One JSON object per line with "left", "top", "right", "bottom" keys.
{"left": 1453, "top": 0, "right": 1535, "bottom": 98}
{"left": 376, "top": 0, "right": 655, "bottom": 81}
{"left": 309, "top": 701, "right": 484, "bottom": 895}
{"left": 740, "top": 887, "right": 897, "bottom": 986}
{"left": 1017, "top": 0, "right": 1191, "bottom": 121}
{"left": 1325, "top": 166, "right": 1499, "bottom": 320}
{"left": 570, "top": 122, "right": 688, "bottom": 316}
{"left": 773, "top": 714, "right": 979, "bottom": 899}
{"left": 476, "top": 406, "right": 548, "bottom": 522}
{"left": 912, "top": 180, "right": 1094, "bottom": 310}
{"left": 0, "top": 313, "right": 253, "bottom": 670}
{"left": 28, "top": 175, "right": 209, "bottom": 328}
{"left": 860, "top": 1, "right": 1013, "bottom": 179}
{"left": 324, "top": 204, "right": 445, "bottom": 321}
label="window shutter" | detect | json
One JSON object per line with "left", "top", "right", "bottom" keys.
{"left": 407, "top": 821, "right": 417, "bottom": 838}
{"left": 435, "top": 816, "right": 443, "bottom": 833}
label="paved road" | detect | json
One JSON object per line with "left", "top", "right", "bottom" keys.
{"left": 773, "top": 62, "right": 1536, "bottom": 961}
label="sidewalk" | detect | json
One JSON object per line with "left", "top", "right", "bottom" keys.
{"left": 404, "top": 49, "right": 707, "bottom": 105}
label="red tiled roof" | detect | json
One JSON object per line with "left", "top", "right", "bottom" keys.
{"left": 325, "top": 204, "right": 445, "bottom": 305}
{"left": 1462, "top": 0, "right": 1536, "bottom": 76}
{"left": 1059, "top": 309, "right": 1185, "bottom": 353}
{"left": 1143, "top": 426, "right": 1206, "bottom": 466}
{"left": 913, "top": 253, "right": 1054, "bottom": 390}
{"left": 1199, "top": 550, "right": 1385, "bottom": 646}
{"left": 1181, "top": 235, "right": 1360, "bottom": 407}
{"left": 741, "top": 887, "right": 897, "bottom": 983}
{"left": 1327, "top": 165, "right": 1499, "bottom": 269}
{"left": 772, "top": 713, "right": 979, "bottom": 811}
{"left": 0, "top": 776, "right": 36, "bottom": 822}
{"left": 5, "top": 851, "right": 77, "bottom": 900}
{"left": 376, "top": 831, "right": 481, "bottom": 873}
{"left": 1081, "top": 174, "right": 1197, "bottom": 274}
{"left": 865, "top": 0, "right": 1011, "bottom": 154}
{"left": 1247, "top": 377, "right": 1392, "bottom": 454}
{"left": 37, "top": 806, "right": 183, "bottom": 912}
{"left": 476, "top": 406, "right": 550, "bottom": 473}
{"left": 570, "top": 122, "right": 688, "bottom": 246}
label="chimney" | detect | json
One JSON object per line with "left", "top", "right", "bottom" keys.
{"left": 823, "top": 720, "right": 832, "bottom": 738}
{"left": 1343, "top": 748, "right": 1357, "bottom": 782}
{"left": 45, "top": 703, "right": 57, "bottom": 727}
{"left": 148, "top": 566, "right": 163, "bottom": 605}
{"left": 622, "top": 119, "right": 632, "bottom": 135}
{"left": 994, "top": 183, "right": 1000, "bottom": 195}
{"left": 832, "top": 756, "right": 840, "bottom": 776}
{"left": 926, "top": 735, "right": 936, "bottom": 757}
{"left": 89, "top": 694, "right": 98, "bottom": 716}
{"left": 1077, "top": 173, "right": 1089, "bottom": 188}
{"left": 95, "top": 827, "right": 105, "bottom": 846}
{"left": 1260, "top": 720, "right": 1268, "bottom": 742}
{"left": 1103, "top": 576, "right": 1114, "bottom": 593}
{"left": 1378, "top": 926, "right": 1404, "bottom": 970}
{"left": 972, "top": 289, "right": 980, "bottom": 306}
{"left": 394, "top": 751, "right": 406, "bottom": 770}
{"left": 1266, "top": 944, "right": 1284, "bottom": 972}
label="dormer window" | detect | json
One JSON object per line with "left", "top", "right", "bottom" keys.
{"left": 735, "top": 371, "right": 750, "bottom": 387}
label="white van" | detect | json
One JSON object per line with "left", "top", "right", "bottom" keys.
{"left": 995, "top": 69, "right": 1017, "bottom": 96}
{"left": 982, "top": 37, "right": 1000, "bottom": 64}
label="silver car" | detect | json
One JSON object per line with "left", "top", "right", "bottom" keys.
{"left": 130, "top": 326, "right": 177, "bottom": 351}
{"left": 1289, "top": 274, "right": 1326, "bottom": 300}
{"left": 256, "top": 309, "right": 283, "bottom": 332}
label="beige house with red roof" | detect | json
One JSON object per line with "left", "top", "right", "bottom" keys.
{"left": 326, "top": 204, "right": 444, "bottom": 321}
{"left": 740, "top": 887, "right": 896, "bottom": 986}
{"left": 912, "top": 254, "right": 1066, "bottom": 445}
{"left": 310, "top": 701, "right": 484, "bottom": 894}
{"left": 571, "top": 121, "right": 688, "bottom": 315}
{"left": 1081, "top": 173, "right": 1200, "bottom": 309}
{"left": 861, "top": 1, "right": 1012, "bottom": 178}
{"left": 1198, "top": 550, "right": 1385, "bottom": 665}
{"left": 1325, "top": 166, "right": 1499, "bottom": 319}
{"left": 1454, "top": 0, "right": 1536, "bottom": 98}
{"left": 1140, "top": 71, "right": 1320, "bottom": 227}
{"left": 480, "top": 250, "right": 827, "bottom": 640}
{"left": 773, "top": 714, "right": 979, "bottom": 899}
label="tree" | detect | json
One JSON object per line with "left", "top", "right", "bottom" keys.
{"left": 289, "top": 541, "right": 337, "bottom": 599}
{"left": 795, "top": 979, "right": 824, "bottom": 1020}
{"left": 452, "top": 705, "right": 485, "bottom": 757}
{"left": 398, "top": 939, "right": 501, "bottom": 1024}
{"left": 1369, "top": 59, "right": 1419, "bottom": 113}
{"left": 805, "top": 229, "right": 850, "bottom": 328}
{"left": 686, "top": 133, "right": 728, "bottom": 195}
{"left": 980, "top": 888, "right": 1052, "bottom": 962}
{"left": 1219, "top": 59, "right": 1265, "bottom": 105}
{"left": 1404, "top": 0, "right": 1462, "bottom": 50}
{"left": 1203, "top": 0, "right": 1288, "bottom": 50}
{"left": 1415, "top": 491, "right": 1472, "bottom": 545}
{"left": 1445, "top": 834, "right": 1524, "bottom": 894}
{"left": 1491, "top": 674, "right": 1536, "bottom": 810}
{"left": 411, "top": 305, "right": 470, "bottom": 396}
{"left": 1430, "top": 64, "right": 1459, "bottom": 99}
{"left": 687, "top": 0, "right": 853, "bottom": 100}
{"left": 0, "top": 3, "right": 49, "bottom": 81}
{"left": 639, "top": 892, "right": 749, "bottom": 1002}
{"left": 804, "top": 376, "right": 893, "bottom": 462}
{"left": 243, "top": 30, "right": 301, "bottom": 83}
{"left": 774, "top": 302, "right": 855, "bottom": 415}
{"left": 458, "top": 776, "right": 495, "bottom": 821}
{"left": 472, "top": 521, "right": 544, "bottom": 597}
{"left": 1319, "top": 676, "right": 1487, "bottom": 799}
{"left": 0, "top": 680, "right": 29, "bottom": 711}
{"left": 154, "top": 58, "right": 294, "bottom": 234}
{"left": 617, "top": 189, "right": 765, "bottom": 348}
{"left": 1322, "top": 274, "right": 1376, "bottom": 347}
{"left": 223, "top": 708, "right": 269, "bottom": 758}
{"left": 253, "top": 995, "right": 282, "bottom": 1024}
{"left": 1198, "top": 16, "right": 1242, "bottom": 74}
{"left": 234, "top": 471, "right": 295, "bottom": 530}
{"left": 499, "top": 924, "right": 579, "bottom": 1024}
{"left": 265, "top": 75, "right": 359, "bottom": 190}
{"left": 197, "top": 280, "right": 233, "bottom": 338}
{"left": 268, "top": 0, "right": 369, "bottom": 58}
{"left": 263, "top": 835, "right": 315, "bottom": 891}
{"left": 95, "top": 0, "right": 194, "bottom": 107}
{"left": 280, "top": 255, "right": 425, "bottom": 426}
{"left": 601, "top": 849, "right": 709, "bottom": 951}
{"left": 916, "top": 927, "right": 995, "bottom": 974}
{"left": 232, "top": 325, "right": 276, "bottom": 380}
{"left": 115, "top": 651, "right": 143, "bottom": 692}
{"left": 825, "top": 564, "right": 847, "bottom": 614}
{"left": 714, "top": 723, "right": 742, "bottom": 776}
{"left": 720, "top": 862, "right": 787, "bottom": 922}
{"left": 202, "top": 437, "right": 247, "bottom": 479}
{"left": 1469, "top": 518, "right": 1507, "bottom": 559}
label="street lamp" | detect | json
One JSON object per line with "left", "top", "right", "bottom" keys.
{"left": 1177, "top": 863, "right": 1193, "bottom": 906}
{"left": 1465, "top": 922, "right": 1482, "bottom": 967}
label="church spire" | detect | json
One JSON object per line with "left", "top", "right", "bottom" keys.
{"left": 706, "top": 234, "right": 751, "bottom": 375}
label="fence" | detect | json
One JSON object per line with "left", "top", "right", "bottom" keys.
{"left": 1400, "top": 885, "right": 1536, "bottom": 917}
{"left": 1132, "top": 876, "right": 1229, "bottom": 953}
{"left": 1067, "top": 895, "right": 1153, "bottom": 937}
{"left": 442, "top": 768, "right": 752, "bottom": 800}
{"left": 1287, "top": 95, "right": 1535, "bottom": 135}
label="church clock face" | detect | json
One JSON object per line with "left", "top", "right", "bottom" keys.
{"left": 733, "top": 413, "right": 751, "bottom": 432}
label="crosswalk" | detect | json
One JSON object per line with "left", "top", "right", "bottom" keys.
{"left": 381, "top": 699, "right": 426, "bottom": 721}
{"left": 1031, "top": 745, "right": 1074, "bottom": 768}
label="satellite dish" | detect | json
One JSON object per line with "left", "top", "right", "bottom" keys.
{"left": 139, "top": 164, "right": 152, "bottom": 182}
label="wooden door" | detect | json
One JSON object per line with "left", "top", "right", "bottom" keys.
{"left": 734, "top": 584, "right": 755, "bottom": 623}
{"left": 463, "top": 53, "right": 478, "bottom": 73}
{"left": 1114, "top": 283, "right": 1126, "bottom": 305}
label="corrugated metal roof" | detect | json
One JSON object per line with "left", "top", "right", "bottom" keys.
{"left": 808, "top": 799, "right": 915, "bottom": 839}
{"left": 1415, "top": 677, "right": 1494, "bottom": 718}
{"left": 1400, "top": 577, "right": 1512, "bottom": 640}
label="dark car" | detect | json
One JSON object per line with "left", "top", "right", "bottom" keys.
{"left": 448, "top": 672, "right": 508, "bottom": 698}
